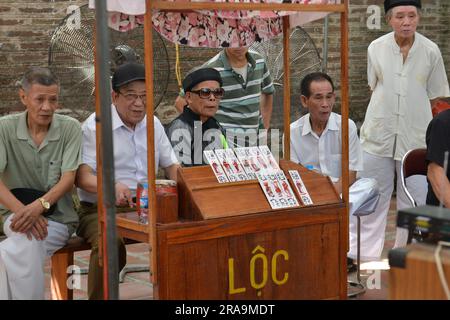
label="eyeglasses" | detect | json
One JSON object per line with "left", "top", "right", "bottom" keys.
{"left": 190, "top": 88, "right": 225, "bottom": 99}
{"left": 118, "top": 91, "right": 147, "bottom": 103}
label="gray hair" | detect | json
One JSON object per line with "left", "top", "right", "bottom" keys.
{"left": 17, "top": 66, "right": 59, "bottom": 92}
{"left": 385, "top": 7, "right": 422, "bottom": 21}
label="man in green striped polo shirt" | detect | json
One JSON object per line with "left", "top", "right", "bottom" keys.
{"left": 202, "top": 47, "right": 275, "bottom": 147}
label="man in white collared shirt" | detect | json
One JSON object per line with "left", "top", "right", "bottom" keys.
{"left": 290, "top": 72, "right": 378, "bottom": 265}
{"left": 76, "top": 62, "right": 179, "bottom": 299}
{"left": 290, "top": 73, "right": 363, "bottom": 193}
{"left": 359, "top": 0, "right": 450, "bottom": 258}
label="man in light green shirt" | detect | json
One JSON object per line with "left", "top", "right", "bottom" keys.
{"left": 0, "top": 67, "right": 81, "bottom": 299}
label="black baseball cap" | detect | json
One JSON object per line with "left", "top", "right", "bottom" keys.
{"left": 112, "top": 62, "right": 145, "bottom": 91}
{"left": 182, "top": 68, "right": 223, "bottom": 93}
{"left": 384, "top": 0, "right": 421, "bottom": 13}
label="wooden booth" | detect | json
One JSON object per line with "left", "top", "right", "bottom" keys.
{"left": 116, "top": 160, "right": 347, "bottom": 299}
{"left": 88, "top": 0, "right": 351, "bottom": 300}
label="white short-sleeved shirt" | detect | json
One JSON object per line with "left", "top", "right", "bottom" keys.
{"left": 361, "top": 32, "right": 450, "bottom": 161}
{"left": 78, "top": 105, "right": 178, "bottom": 203}
{"left": 290, "top": 112, "right": 363, "bottom": 181}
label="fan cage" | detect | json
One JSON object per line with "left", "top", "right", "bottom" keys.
{"left": 48, "top": 4, "right": 169, "bottom": 121}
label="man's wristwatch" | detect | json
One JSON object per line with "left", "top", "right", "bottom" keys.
{"left": 39, "top": 197, "right": 51, "bottom": 211}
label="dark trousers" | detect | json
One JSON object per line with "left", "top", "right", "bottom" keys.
{"left": 77, "top": 204, "right": 127, "bottom": 300}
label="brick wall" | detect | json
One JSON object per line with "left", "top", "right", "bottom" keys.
{"left": 1, "top": 0, "right": 449, "bottom": 127}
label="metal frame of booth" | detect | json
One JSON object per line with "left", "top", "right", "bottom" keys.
{"left": 92, "top": 0, "right": 350, "bottom": 299}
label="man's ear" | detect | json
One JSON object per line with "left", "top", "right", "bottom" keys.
{"left": 18, "top": 88, "right": 27, "bottom": 106}
{"left": 300, "top": 95, "right": 308, "bottom": 109}
{"left": 185, "top": 92, "right": 193, "bottom": 105}
{"left": 386, "top": 13, "right": 393, "bottom": 27}
{"left": 111, "top": 90, "right": 119, "bottom": 104}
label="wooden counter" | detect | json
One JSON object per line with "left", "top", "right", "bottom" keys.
{"left": 154, "top": 160, "right": 347, "bottom": 299}
{"left": 115, "top": 160, "right": 347, "bottom": 299}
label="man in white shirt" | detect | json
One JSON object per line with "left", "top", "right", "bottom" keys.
{"left": 359, "top": 0, "right": 450, "bottom": 259}
{"left": 290, "top": 72, "right": 378, "bottom": 266}
{"left": 76, "top": 62, "right": 179, "bottom": 299}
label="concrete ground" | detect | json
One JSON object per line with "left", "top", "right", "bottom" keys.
{"left": 43, "top": 199, "right": 399, "bottom": 300}
{"left": 347, "top": 198, "right": 397, "bottom": 300}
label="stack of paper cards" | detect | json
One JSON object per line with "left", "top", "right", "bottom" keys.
{"left": 259, "top": 145, "right": 280, "bottom": 171}
{"left": 204, "top": 150, "right": 229, "bottom": 183}
{"left": 233, "top": 146, "right": 279, "bottom": 176}
{"left": 256, "top": 170, "right": 299, "bottom": 209}
{"left": 204, "top": 147, "right": 305, "bottom": 210}
{"left": 215, "top": 149, "right": 249, "bottom": 182}
{"left": 289, "top": 170, "right": 313, "bottom": 206}
{"left": 234, "top": 148, "right": 258, "bottom": 180}
{"left": 204, "top": 146, "right": 286, "bottom": 189}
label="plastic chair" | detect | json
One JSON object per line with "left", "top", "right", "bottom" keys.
{"left": 400, "top": 148, "right": 427, "bottom": 207}
{"left": 347, "top": 178, "right": 380, "bottom": 297}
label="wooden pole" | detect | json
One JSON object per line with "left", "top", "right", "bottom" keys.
{"left": 144, "top": 0, "right": 158, "bottom": 288}
{"left": 340, "top": 0, "right": 350, "bottom": 299}
{"left": 93, "top": 22, "right": 107, "bottom": 298}
{"left": 94, "top": 0, "right": 119, "bottom": 300}
{"left": 282, "top": 16, "right": 291, "bottom": 161}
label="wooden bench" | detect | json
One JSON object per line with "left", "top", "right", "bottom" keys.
{"left": 50, "top": 236, "right": 91, "bottom": 300}
{"left": 50, "top": 234, "right": 149, "bottom": 300}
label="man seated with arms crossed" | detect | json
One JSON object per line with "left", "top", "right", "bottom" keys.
{"left": 0, "top": 67, "right": 81, "bottom": 299}
{"left": 76, "top": 62, "right": 180, "bottom": 299}
{"left": 289, "top": 72, "right": 378, "bottom": 271}
{"left": 166, "top": 68, "right": 228, "bottom": 166}
{"left": 426, "top": 108, "right": 450, "bottom": 208}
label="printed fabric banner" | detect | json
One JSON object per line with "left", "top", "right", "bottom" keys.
{"left": 88, "top": 0, "right": 338, "bottom": 47}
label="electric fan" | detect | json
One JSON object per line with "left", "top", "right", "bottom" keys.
{"left": 48, "top": 4, "right": 170, "bottom": 121}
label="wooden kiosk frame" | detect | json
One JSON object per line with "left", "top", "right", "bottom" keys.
{"left": 94, "top": 0, "right": 350, "bottom": 300}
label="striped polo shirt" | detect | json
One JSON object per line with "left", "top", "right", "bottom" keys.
{"left": 203, "top": 49, "right": 275, "bottom": 133}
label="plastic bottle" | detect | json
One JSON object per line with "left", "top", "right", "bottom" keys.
{"left": 137, "top": 181, "right": 149, "bottom": 224}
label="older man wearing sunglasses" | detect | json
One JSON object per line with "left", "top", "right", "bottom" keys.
{"left": 166, "top": 68, "right": 228, "bottom": 167}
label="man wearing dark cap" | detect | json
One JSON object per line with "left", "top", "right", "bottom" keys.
{"left": 75, "top": 62, "right": 180, "bottom": 299}
{"left": 166, "top": 68, "right": 228, "bottom": 166}
{"left": 359, "top": 0, "right": 449, "bottom": 259}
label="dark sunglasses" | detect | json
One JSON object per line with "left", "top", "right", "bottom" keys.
{"left": 190, "top": 88, "right": 225, "bottom": 99}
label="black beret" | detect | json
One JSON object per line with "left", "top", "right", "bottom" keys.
{"left": 384, "top": 0, "right": 421, "bottom": 13}
{"left": 112, "top": 62, "right": 145, "bottom": 91}
{"left": 182, "top": 68, "right": 223, "bottom": 92}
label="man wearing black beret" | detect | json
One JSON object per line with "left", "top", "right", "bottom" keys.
{"left": 359, "top": 0, "right": 449, "bottom": 259}
{"left": 166, "top": 68, "right": 228, "bottom": 166}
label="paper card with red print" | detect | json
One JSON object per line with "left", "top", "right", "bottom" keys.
{"left": 214, "top": 149, "right": 244, "bottom": 182}
{"left": 275, "top": 171, "right": 299, "bottom": 207}
{"left": 256, "top": 172, "right": 284, "bottom": 209}
{"left": 289, "top": 170, "right": 314, "bottom": 206}
{"left": 234, "top": 147, "right": 257, "bottom": 180}
{"left": 259, "top": 145, "right": 280, "bottom": 171}
{"left": 248, "top": 146, "right": 271, "bottom": 174}
{"left": 204, "top": 150, "right": 229, "bottom": 184}
{"left": 244, "top": 147, "right": 263, "bottom": 175}
{"left": 257, "top": 171, "right": 299, "bottom": 209}
{"left": 224, "top": 148, "right": 250, "bottom": 181}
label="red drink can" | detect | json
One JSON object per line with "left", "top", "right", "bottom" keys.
{"left": 155, "top": 179, "right": 177, "bottom": 196}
